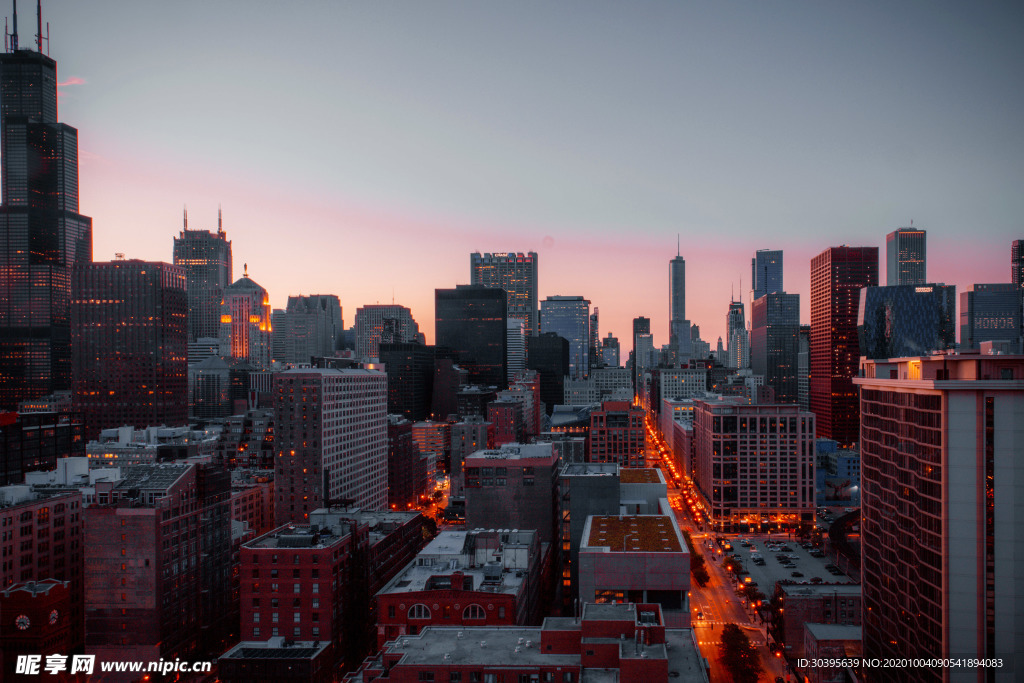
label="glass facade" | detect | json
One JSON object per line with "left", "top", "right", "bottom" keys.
{"left": 0, "top": 49, "right": 92, "bottom": 410}
{"left": 540, "top": 296, "right": 590, "bottom": 381}
{"left": 750, "top": 291, "right": 800, "bottom": 403}
{"left": 470, "top": 252, "right": 538, "bottom": 337}
{"left": 959, "top": 283, "right": 1021, "bottom": 351}
{"left": 885, "top": 227, "right": 926, "bottom": 286}
{"left": 435, "top": 285, "right": 507, "bottom": 388}
{"left": 173, "top": 227, "right": 232, "bottom": 343}
{"left": 751, "top": 249, "right": 783, "bottom": 299}
{"left": 857, "top": 284, "right": 956, "bottom": 359}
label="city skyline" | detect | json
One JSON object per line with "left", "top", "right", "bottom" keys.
{"left": 39, "top": 1, "right": 1024, "bottom": 348}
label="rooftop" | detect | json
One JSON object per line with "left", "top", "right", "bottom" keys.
{"left": 561, "top": 463, "right": 618, "bottom": 477}
{"left": 619, "top": 468, "right": 661, "bottom": 484}
{"left": 1, "top": 579, "right": 68, "bottom": 598}
{"left": 465, "top": 443, "right": 555, "bottom": 463}
{"left": 115, "top": 464, "right": 191, "bottom": 493}
{"left": 382, "top": 626, "right": 574, "bottom": 667}
{"left": 804, "top": 622, "right": 862, "bottom": 642}
{"left": 584, "top": 516, "right": 683, "bottom": 553}
{"left": 220, "top": 636, "right": 331, "bottom": 661}
{"left": 245, "top": 522, "right": 353, "bottom": 550}
{"left": 780, "top": 583, "right": 861, "bottom": 598}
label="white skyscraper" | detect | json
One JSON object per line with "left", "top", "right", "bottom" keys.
{"left": 506, "top": 318, "right": 526, "bottom": 383}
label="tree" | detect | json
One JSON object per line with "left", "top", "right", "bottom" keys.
{"left": 692, "top": 564, "right": 710, "bottom": 587}
{"left": 718, "top": 623, "right": 764, "bottom": 683}
{"left": 682, "top": 529, "right": 709, "bottom": 586}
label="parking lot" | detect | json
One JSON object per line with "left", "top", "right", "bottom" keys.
{"left": 713, "top": 534, "right": 854, "bottom": 595}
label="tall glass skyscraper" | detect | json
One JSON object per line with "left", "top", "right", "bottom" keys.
{"left": 173, "top": 213, "right": 232, "bottom": 343}
{"left": 540, "top": 295, "right": 590, "bottom": 380}
{"left": 751, "top": 249, "right": 783, "bottom": 299}
{"left": 0, "top": 34, "right": 92, "bottom": 409}
{"left": 435, "top": 285, "right": 507, "bottom": 388}
{"left": 751, "top": 291, "right": 800, "bottom": 403}
{"left": 886, "top": 227, "right": 926, "bottom": 286}
{"left": 858, "top": 284, "right": 956, "bottom": 359}
{"left": 470, "top": 252, "right": 538, "bottom": 336}
{"left": 669, "top": 251, "right": 690, "bottom": 362}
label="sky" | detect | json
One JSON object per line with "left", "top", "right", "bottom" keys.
{"left": 33, "top": 1, "right": 1024, "bottom": 347}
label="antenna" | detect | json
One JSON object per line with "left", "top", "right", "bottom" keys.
{"left": 677, "top": 233, "right": 680, "bottom": 257}
{"left": 11, "top": 0, "right": 18, "bottom": 51}
{"left": 35, "top": 0, "right": 40, "bottom": 52}
{"left": 183, "top": 205, "right": 188, "bottom": 229}
{"left": 218, "top": 205, "right": 223, "bottom": 230}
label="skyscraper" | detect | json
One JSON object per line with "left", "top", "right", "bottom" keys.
{"left": 526, "top": 332, "right": 569, "bottom": 415}
{"left": 274, "top": 368, "right": 388, "bottom": 524}
{"left": 750, "top": 291, "right": 800, "bottom": 403}
{"left": 219, "top": 267, "right": 273, "bottom": 369}
{"left": 855, "top": 354, "right": 1024, "bottom": 679}
{"left": 353, "top": 304, "right": 421, "bottom": 360}
{"left": 1012, "top": 239, "right": 1024, "bottom": 287}
{"left": 470, "top": 252, "right": 538, "bottom": 336}
{"left": 885, "top": 226, "right": 926, "bottom": 286}
{"left": 751, "top": 249, "right": 783, "bottom": 299}
{"left": 540, "top": 296, "right": 590, "bottom": 380}
{"left": 274, "top": 294, "right": 343, "bottom": 364}
{"left": 435, "top": 285, "right": 507, "bottom": 388}
{"left": 0, "top": 24, "right": 92, "bottom": 410}
{"left": 71, "top": 260, "right": 188, "bottom": 440}
{"left": 601, "top": 332, "right": 620, "bottom": 367}
{"left": 858, "top": 284, "right": 956, "bottom": 359}
{"left": 669, "top": 250, "right": 690, "bottom": 362}
{"left": 173, "top": 212, "right": 232, "bottom": 344}
{"left": 726, "top": 300, "right": 747, "bottom": 369}
{"left": 959, "top": 283, "right": 1021, "bottom": 351}
{"left": 810, "top": 246, "right": 878, "bottom": 446}
{"left": 506, "top": 318, "right": 526, "bottom": 382}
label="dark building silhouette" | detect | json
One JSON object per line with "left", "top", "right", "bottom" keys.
{"left": 71, "top": 260, "right": 188, "bottom": 441}
{"left": 631, "top": 316, "right": 650, "bottom": 394}
{"left": 810, "top": 246, "right": 877, "bottom": 446}
{"left": 858, "top": 284, "right": 956, "bottom": 360}
{"left": 527, "top": 332, "right": 570, "bottom": 415}
{"left": 751, "top": 291, "right": 800, "bottom": 403}
{"left": 435, "top": 285, "right": 507, "bottom": 388}
{"left": 456, "top": 386, "right": 497, "bottom": 419}
{"left": 0, "top": 36, "right": 93, "bottom": 410}
{"left": 0, "top": 410, "right": 83, "bottom": 485}
{"left": 173, "top": 216, "right": 232, "bottom": 343}
{"left": 378, "top": 342, "right": 435, "bottom": 421}
{"left": 430, "top": 356, "right": 466, "bottom": 421}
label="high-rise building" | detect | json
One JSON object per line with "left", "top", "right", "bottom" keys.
{"left": 692, "top": 398, "right": 815, "bottom": 533}
{"left": 173, "top": 213, "right": 232, "bottom": 344}
{"left": 274, "top": 294, "right": 343, "bottom": 364}
{"left": 378, "top": 341, "right": 435, "bottom": 421}
{"left": 71, "top": 260, "right": 188, "bottom": 440}
{"left": 506, "top": 318, "right": 526, "bottom": 383}
{"left": 273, "top": 368, "right": 387, "bottom": 524}
{"left": 751, "top": 249, "right": 783, "bottom": 300}
{"left": 0, "top": 31, "right": 93, "bottom": 410}
{"left": 854, "top": 354, "right": 1024, "bottom": 679}
{"left": 750, "top": 291, "right": 800, "bottom": 403}
{"left": 885, "top": 226, "right": 926, "bottom": 286}
{"left": 858, "top": 284, "right": 956, "bottom": 359}
{"left": 588, "top": 308, "right": 600, "bottom": 370}
{"left": 1012, "top": 239, "right": 1024, "bottom": 287}
{"left": 960, "top": 283, "right": 1021, "bottom": 351}
{"left": 526, "top": 332, "right": 569, "bottom": 415}
{"left": 631, "top": 317, "right": 651, "bottom": 394}
{"left": 386, "top": 415, "right": 429, "bottom": 510}
{"left": 810, "top": 246, "right": 878, "bottom": 446}
{"left": 587, "top": 400, "right": 645, "bottom": 467}
{"left": 726, "top": 300, "right": 747, "bottom": 369}
{"left": 353, "top": 304, "right": 420, "bottom": 361}
{"left": 669, "top": 251, "right": 690, "bottom": 363}
{"left": 470, "top": 251, "right": 539, "bottom": 336}
{"left": 797, "top": 325, "right": 810, "bottom": 411}
{"left": 0, "top": 410, "right": 84, "bottom": 485}
{"left": 601, "top": 333, "right": 620, "bottom": 367}
{"left": 540, "top": 296, "right": 591, "bottom": 380}
{"left": 219, "top": 267, "right": 273, "bottom": 369}
{"left": 435, "top": 285, "right": 507, "bottom": 388}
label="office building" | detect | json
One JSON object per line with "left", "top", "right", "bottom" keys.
{"left": 726, "top": 300, "right": 748, "bottom": 369}
{"left": 885, "top": 226, "right": 926, "bottom": 286}
{"left": 386, "top": 415, "right": 429, "bottom": 510}
{"left": 273, "top": 294, "right": 343, "bottom": 364}
{"left": 810, "top": 246, "right": 878, "bottom": 446}
{"left": 173, "top": 214, "right": 232, "bottom": 344}
{"left": 435, "top": 285, "right": 508, "bottom": 388}
{"left": 854, "top": 354, "right": 1024, "bottom": 680}
{"left": 691, "top": 398, "right": 816, "bottom": 533}
{"left": 578, "top": 514, "right": 690, "bottom": 627}
{"left": 526, "top": 332, "right": 569, "bottom": 415}
{"left": 71, "top": 260, "right": 188, "bottom": 440}
{"left": 449, "top": 415, "right": 492, "bottom": 497}
{"left": 960, "top": 283, "right": 1021, "bottom": 351}
{"left": 858, "top": 284, "right": 956, "bottom": 359}
{"left": 273, "top": 368, "right": 387, "bottom": 524}
{"left": 353, "top": 304, "right": 421, "bottom": 361}
{"left": 374, "top": 528, "right": 547, "bottom": 648}
{"left": 410, "top": 420, "right": 448, "bottom": 477}
{"left": 601, "top": 332, "right": 620, "bottom": 367}
{"left": 588, "top": 400, "right": 645, "bottom": 467}
{"left": 0, "top": 36, "right": 93, "bottom": 410}
{"left": 0, "top": 410, "right": 83, "bottom": 485}
{"left": 751, "top": 249, "right": 783, "bottom": 299}
{"left": 219, "top": 638, "right": 333, "bottom": 683}
{"left": 540, "top": 296, "right": 591, "bottom": 380}
{"left": 506, "top": 318, "right": 526, "bottom": 382}
{"left": 669, "top": 251, "right": 691, "bottom": 364}
{"left": 798, "top": 324, "right": 810, "bottom": 411}
{"left": 750, "top": 291, "right": 800, "bottom": 403}
{"left": 378, "top": 341, "right": 435, "bottom": 422}
{"left": 220, "top": 267, "right": 273, "bottom": 369}
{"left": 632, "top": 317, "right": 651, "bottom": 394}
{"left": 470, "top": 251, "right": 539, "bottom": 336}
{"left": 771, "top": 584, "right": 862, "bottom": 660}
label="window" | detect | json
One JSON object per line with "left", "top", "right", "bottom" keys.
{"left": 408, "top": 604, "right": 431, "bottom": 619}
{"left": 272, "top": 613, "right": 279, "bottom": 623}
{"left": 253, "top": 612, "right": 260, "bottom": 623}
{"left": 463, "top": 604, "right": 485, "bottom": 619}
{"left": 294, "top": 612, "right": 301, "bottom": 623}
{"left": 451, "top": 674, "right": 462, "bottom": 682}
{"left": 388, "top": 605, "right": 395, "bottom": 619}
{"left": 418, "top": 673, "right": 435, "bottom": 682}
{"left": 271, "top": 583, "right": 279, "bottom": 593}
{"left": 253, "top": 627, "right": 260, "bottom": 637}
{"left": 294, "top": 627, "right": 301, "bottom": 637}
{"left": 294, "top": 583, "right": 301, "bottom": 594}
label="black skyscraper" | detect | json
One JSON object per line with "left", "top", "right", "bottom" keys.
{"left": 527, "top": 332, "right": 569, "bottom": 415}
{"left": 0, "top": 18, "right": 92, "bottom": 409}
{"left": 435, "top": 285, "right": 507, "bottom": 388}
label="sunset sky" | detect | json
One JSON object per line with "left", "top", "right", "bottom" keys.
{"left": 37, "top": 1, "right": 1024, "bottom": 347}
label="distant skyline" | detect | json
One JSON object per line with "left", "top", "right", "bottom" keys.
{"left": 37, "top": 1, "right": 1024, "bottom": 347}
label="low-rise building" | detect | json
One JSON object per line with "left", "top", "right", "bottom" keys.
{"left": 771, "top": 583, "right": 861, "bottom": 659}
{"left": 219, "top": 636, "right": 334, "bottom": 683}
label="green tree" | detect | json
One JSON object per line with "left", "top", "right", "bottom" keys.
{"left": 718, "top": 623, "right": 764, "bottom": 683}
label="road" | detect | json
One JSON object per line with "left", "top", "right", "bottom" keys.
{"left": 647, "top": 417, "right": 791, "bottom": 682}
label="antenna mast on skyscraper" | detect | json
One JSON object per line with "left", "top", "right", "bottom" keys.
{"left": 183, "top": 206, "right": 188, "bottom": 229}
{"left": 8, "top": 0, "right": 18, "bottom": 52}
{"left": 677, "top": 233, "right": 680, "bottom": 257}
{"left": 218, "top": 205, "right": 223, "bottom": 233}
{"left": 35, "top": 0, "right": 41, "bottom": 53}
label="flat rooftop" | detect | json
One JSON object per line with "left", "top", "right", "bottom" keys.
{"left": 246, "top": 524, "right": 350, "bottom": 550}
{"left": 220, "top": 636, "right": 331, "bottom": 661}
{"left": 619, "top": 468, "right": 661, "bottom": 484}
{"left": 780, "top": 583, "right": 861, "bottom": 598}
{"left": 805, "top": 622, "right": 862, "bottom": 642}
{"left": 383, "top": 627, "right": 576, "bottom": 667}
{"left": 585, "top": 516, "right": 682, "bottom": 553}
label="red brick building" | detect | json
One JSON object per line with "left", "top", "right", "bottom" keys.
{"left": 0, "top": 579, "right": 72, "bottom": 679}
{"left": 587, "top": 400, "right": 645, "bottom": 466}
{"left": 347, "top": 602, "right": 709, "bottom": 683}
{"left": 387, "top": 416, "right": 430, "bottom": 510}
{"left": 0, "top": 487, "right": 83, "bottom": 652}
{"left": 487, "top": 399, "right": 525, "bottom": 446}
{"left": 770, "top": 583, "right": 861, "bottom": 659}
{"left": 374, "top": 528, "right": 547, "bottom": 649}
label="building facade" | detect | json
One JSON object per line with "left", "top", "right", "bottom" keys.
{"left": 959, "top": 283, "right": 1021, "bottom": 351}
{"left": 71, "top": 260, "right": 188, "bottom": 440}
{"left": 810, "top": 246, "right": 878, "bottom": 446}
{"left": 854, "top": 354, "right": 1024, "bottom": 680}
{"left": 353, "top": 305, "right": 421, "bottom": 361}
{"left": 540, "top": 296, "right": 591, "bottom": 381}
{"left": 885, "top": 226, "right": 926, "bottom": 286}
{"left": 857, "top": 284, "right": 956, "bottom": 359}
{"left": 751, "top": 249, "right": 783, "bottom": 300}
{"left": 435, "top": 285, "right": 508, "bottom": 388}
{"left": 274, "top": 294, "right": 343, "bottom": 364}
{"left": 470, "top": 251, "right": 539, "bottom": 337}
{"left": 750, "top": 291, "right": 800, "bottom": 404}
{"left": 220, "top": 269, "right": 273, "bottom": 369}
{"left": 588, "top": 400, "right": 645, "bottom": 467}
{"left": 173, "top": 219, "right": 232, "bottom": 344}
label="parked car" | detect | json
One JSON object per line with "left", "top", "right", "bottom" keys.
{"left": 791, "top": 571, "right": 804, "bottom": 577}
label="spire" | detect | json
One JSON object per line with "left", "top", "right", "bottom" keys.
{"left": 183, "top": 205, "right": 188, "bottom": 229}
{"left": 218, "top": 205, "right": 223, "bottom": 231}
{"left": 243, "top": 263, "right": 248, "bottom": 278}
{"left": 677, "top": 233, "right": 680, "bottom": 257}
